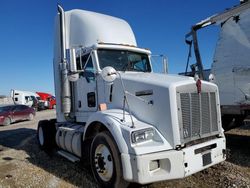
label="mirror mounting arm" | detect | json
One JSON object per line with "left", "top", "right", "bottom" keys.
{"left": 101, "top": 66, "right": 135, "bottom": 128}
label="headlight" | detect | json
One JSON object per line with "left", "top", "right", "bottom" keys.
{"left": 131, "top": 128, "right": 155, "bottom": 144}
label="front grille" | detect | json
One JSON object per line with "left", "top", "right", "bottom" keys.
{"left": 178, "top": 92, "right": 219, "bottom": 143}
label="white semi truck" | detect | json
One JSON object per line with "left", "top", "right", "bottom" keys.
{"left": 10, "top": 89, "right": 39, "bottom": 108}
{"left": 37, "top": 5, "right": 226, "bottom": 187}
{"left": 184, "top": 1, "right": 250, "bottom": 130}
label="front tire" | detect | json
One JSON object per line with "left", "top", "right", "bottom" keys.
{"left": 37, "top": 120, "right": 56, "bottom": 150}
{"left": 90, "top": 131, "right": 128, "bottom": 188}
{"left": 28, "top": 113, "right": 34, "bottom": 121}
{"left": 3, "top": 117, "right": 11, "bottom": 126}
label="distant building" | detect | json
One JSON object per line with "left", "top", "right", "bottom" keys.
{"left": 0, "top": 95, "right": 14, "bottom": 105}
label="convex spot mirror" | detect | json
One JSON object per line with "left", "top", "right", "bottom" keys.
{"left": 101, "top": 66, "right": 117, "bottom": 83}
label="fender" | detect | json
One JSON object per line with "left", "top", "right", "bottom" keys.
{"left": 84, "top": 109, "right": 136, "bottom": 154}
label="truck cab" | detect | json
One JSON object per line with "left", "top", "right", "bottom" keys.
{"left": 36, "top": 92, "right": 56, "bottom": 109}
{"left": 37, "top": 6, "right": 226, "bottom": 187}
{"left": 11, "top": 89, "right": 39, "bottom": 109}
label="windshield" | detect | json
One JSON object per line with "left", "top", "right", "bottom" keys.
{"left": 97, "top": 49, "right": 151, "bottom": 72}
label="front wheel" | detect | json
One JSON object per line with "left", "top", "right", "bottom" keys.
{"left": 90, "top": 131, "right": 129, "bottom": 188}
{"left": 28, "top": 113, "right": 34, "bottom": 121}
{"left": 3, "top": 117, "right": 11, "bottom": 126}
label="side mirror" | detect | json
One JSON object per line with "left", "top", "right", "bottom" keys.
{"left": 101, "top": 66, "right": 117, "bottom": 83}
{"left": 66, "top": 48, "right": 79, "bottom": 82}
{"left": 162, "top": 56, "right": 168, "bottom": 74}
{"left": 67, "top": 48, "right": 77, "bottom": 72}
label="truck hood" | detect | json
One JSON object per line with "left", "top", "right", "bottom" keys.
{"left": 109, "top": 72, "right": 197, "bottom": 148}
{"left": 119, "top": 72, "right": 194, "bottom": 87}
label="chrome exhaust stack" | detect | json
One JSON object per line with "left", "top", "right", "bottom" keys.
{"left": 58, "top": 5, "right": 71, "bottom": 116}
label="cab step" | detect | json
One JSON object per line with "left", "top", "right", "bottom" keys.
{"left": 57, "top": 150, "right": 80, "bottom": 163}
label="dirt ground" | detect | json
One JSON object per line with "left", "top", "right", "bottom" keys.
{"left": 0, "top": 110, "right": 249, "bottom": 188}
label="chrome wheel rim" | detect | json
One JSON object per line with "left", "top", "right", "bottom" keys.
{"left": 94, "top": 144, "right": 113, "bottom": 182}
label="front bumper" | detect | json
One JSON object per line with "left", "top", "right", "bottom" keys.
{"left": 121, "top": 137, "right": 226, "bottom": 184}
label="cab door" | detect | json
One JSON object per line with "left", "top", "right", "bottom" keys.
{"left": 76, "top": 52, "right": 97, "bottom": 113}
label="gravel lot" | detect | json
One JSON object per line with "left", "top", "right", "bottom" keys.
{"left": 0, "top": 110, "right": 249, "bottom": 188}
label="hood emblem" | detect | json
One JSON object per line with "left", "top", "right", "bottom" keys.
{"left": 135, "top": 89, "right": 153, "bottom": 96}
{"left": 196, "top": 79, "right": 202, "bottom": 93}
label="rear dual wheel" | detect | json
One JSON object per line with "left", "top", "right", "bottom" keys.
{"left": 37, "top": 119, "right": 56, "bottom": 150}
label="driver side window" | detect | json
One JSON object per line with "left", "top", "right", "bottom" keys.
{"left": 76, "top": 53, "right": 92, "bottom": 70}
{"left": 128, "top": 54, "right": 151, "bottom": 72}
{"left": 133, "top": 59, "right": 147, "bottom": 71}
{"left": 84, "top": 55, "right": 94, "bottom": 71}
{"left": 77, "top": 53, "right": 95, "bottom": 82}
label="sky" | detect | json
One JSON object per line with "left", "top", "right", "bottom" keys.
{"left": 0, "top": 0, "right": 240, "bottom": 96}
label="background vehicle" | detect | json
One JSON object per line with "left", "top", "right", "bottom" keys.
{"left": 37, "top": 5, "right": 226, "bottom": 187}
{"left": 36, "top": 92, "right": 56, "bottom": 109}
{"left": 0, "top": 104, "right": 35, "bottom": 126}
{"left": 10, "top": 89, "right": 40, "bottom": 110}
{"left": 183, "top": 1, "right": 250, "bottom": 130}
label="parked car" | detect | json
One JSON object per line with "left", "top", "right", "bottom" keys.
{"left": 0, "top": 104, "right": 36, "bottom": 126}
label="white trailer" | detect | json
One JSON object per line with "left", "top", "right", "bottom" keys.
{"left": 37, "top": 6, "right": 226, "bottom": 187}
{"left": 185, "top": 1, "right": 250, "bottom": 130}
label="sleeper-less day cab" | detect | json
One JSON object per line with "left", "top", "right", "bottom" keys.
{"left": 37, "top": 5, "right": 226, "bottom": 187}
